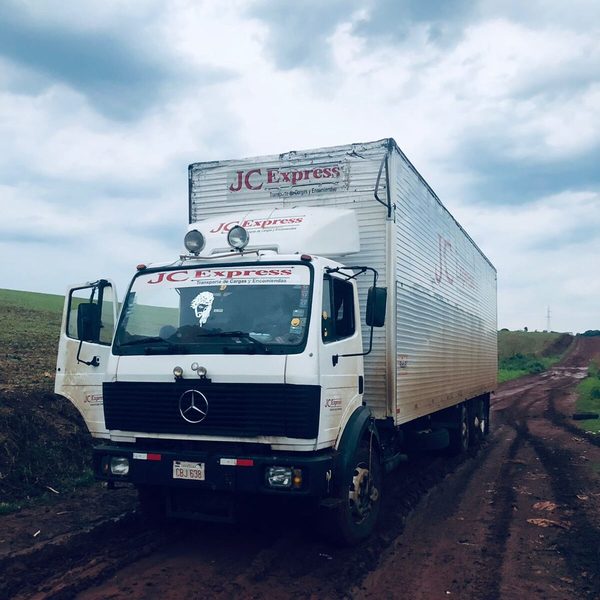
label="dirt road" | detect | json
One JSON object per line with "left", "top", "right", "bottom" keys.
{"left": 2, "top": 337, "right": 599, "bottom": 599}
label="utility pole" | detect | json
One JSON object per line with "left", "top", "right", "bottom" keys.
{"left": 546, "top": 306, "right": 551, "bottom": 332}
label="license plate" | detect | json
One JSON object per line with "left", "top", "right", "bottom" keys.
{"left": 173, "top": 460, "right": 205, "bottom": 481}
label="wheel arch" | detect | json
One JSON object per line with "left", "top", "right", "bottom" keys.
{"left": 334, "top": 406, "right": 381, "bottom": 487}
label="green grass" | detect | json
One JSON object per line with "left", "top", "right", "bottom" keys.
{"left": 0, "top": 288, "right": 64, "bottom": 313}
{"left": 0, "top": 289, "right": 64, "bottom": 391}
{"left": 498, "top": 330, "right": 564, "bottom": 360}
{"left": 575, "top": 361, "right": 600, "bottom": 434}
{"left": 497, "top": 330, "right": 572, "bottom": 383}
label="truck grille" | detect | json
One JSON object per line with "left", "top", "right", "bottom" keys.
{"left": 103, "top": 382, "right": 321, "bottom": 439}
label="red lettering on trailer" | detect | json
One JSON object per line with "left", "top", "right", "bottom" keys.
{"left": 434, "top": 235, "right": 454, "bottom": 285}
{"left": 244, "top": 169, "right": 263, "bottom": 190}
{"left": 228, "top": 165, "right": 341, "bottom": 192}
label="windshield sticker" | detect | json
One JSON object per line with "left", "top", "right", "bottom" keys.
{"left": 191, "top": 291, "right": 214, "bottom": 326}
{"left": 143, "top": 266, "right": 309, "bottom": 288}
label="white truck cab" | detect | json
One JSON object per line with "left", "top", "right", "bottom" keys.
{"left": 57, "top": 206, "right": 387, "bottom": 543}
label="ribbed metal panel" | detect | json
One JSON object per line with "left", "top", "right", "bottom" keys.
{"left": 390, "top": 146, "right": 497, "bottom": 425}
{"left": 103, "top": 382, "right": 321, "bottom": 439}
{"left": 188, "top": 139, "right": 497, "bottom": 424}
{"left": 189, "top": 140, "right": 392, "bottom": 417}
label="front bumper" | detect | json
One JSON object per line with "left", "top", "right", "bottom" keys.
{"left": 93, "top": 443, "right": 335, "bottom": 497}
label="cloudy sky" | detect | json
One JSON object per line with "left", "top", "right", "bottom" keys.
{"left": 1, "top": 0, "right": 598, "bottom": 332}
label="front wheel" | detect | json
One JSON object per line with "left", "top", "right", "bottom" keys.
{"left": 326, "top": 442, "right": 382, "bottom": 545}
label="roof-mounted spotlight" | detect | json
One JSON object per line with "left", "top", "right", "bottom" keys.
{"left": 184, "top": 230, "right": 205, "bottom": 255}
{"left": 227, "top": 225, "right": 250, "bottom": 250}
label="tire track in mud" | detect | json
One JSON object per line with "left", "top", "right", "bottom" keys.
{"left": 546, "top": 385, "right": 600, "bottom": 448}
{"left": 458, "top": 384, "right": 537, "bottom": 600}
{"left": 482, "top": 370, "right": 600, "bottom": 599}
{"left": 0, "top": 513, "right": 175, "bottom": 599}
{"left": 523, "top": 428, "right": 600, "bottom": 598}
{"left": 65, "top": 447, "right": 496, "bottom": 599}
{"left": 467, "top": 431, "right": 523, "bottom": 600}
{"left": 7, "top": 337, "right": 600, "bottom": 599}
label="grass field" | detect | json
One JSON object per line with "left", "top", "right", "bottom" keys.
{"left": 0, "top": 288, "right": 64, "bottom": 391}
{"left": 0, "top": 288, "right": 64, "bottom": 313}
{"left": 497, "top": 330, "right": 573, "bottom": 383}
{"left": 575, "top": 361, "right": 600, "bottom": 434}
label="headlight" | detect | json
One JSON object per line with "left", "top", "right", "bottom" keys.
{"left": 110, "top": 457, "right": 130, "bottom": 476}
{"left": 227, "top": 225, "right": 249, "bottom": 250}
{"left": 266, "top": 466, "right": 292, "bottom": 488}
{"left": 184, "top": 230, "right": 205, "bottom": 254}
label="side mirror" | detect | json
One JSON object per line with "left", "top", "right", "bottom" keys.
{"left": 366, "top": 286, "right": 387, "bottom": 327}
{"left": 77, "top": 303, "right": 101, "bottom": 342}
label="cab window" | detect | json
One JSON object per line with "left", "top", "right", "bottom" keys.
{"left": 322, "top": 276, "right": 355, "bottom": 343}
{"left": 67, "top": 283, "right": 115, "bottom": 345}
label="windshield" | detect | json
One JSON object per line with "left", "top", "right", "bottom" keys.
{"left": 114, "top": 264, "right": 312, "bottom": 355}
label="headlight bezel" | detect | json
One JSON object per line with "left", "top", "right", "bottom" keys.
{"left": 227, "top": 225, "right": 250, "bottom": 250}
{"left": 184, "top": 230, "right": 206, "bottom": 255}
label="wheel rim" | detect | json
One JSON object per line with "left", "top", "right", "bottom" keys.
{"left": 474, "top": 400, "right": 486, "bottom": 436}
{"left": 348, "top": 464, "right": 379, "bottom": 524}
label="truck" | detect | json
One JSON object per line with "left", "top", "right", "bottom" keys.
{"left": 55, "top": 138, "right": 497, "bottom": 544}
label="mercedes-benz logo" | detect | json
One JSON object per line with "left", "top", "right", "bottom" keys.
{"left": 178, "top": 389, "right": 209, "bottom": 424}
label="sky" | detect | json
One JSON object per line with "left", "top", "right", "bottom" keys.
{"left": 0, "top": 0, "right": 599, "bottom": 333}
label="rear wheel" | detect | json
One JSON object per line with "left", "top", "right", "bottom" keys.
{"left": 326, "top": 441, "right": 382, "bottom": 545}
{"left": 470, "top": 397, "right": 486, "bottom": 445}
{"left": 447, "top": 403, "right": 470, "bottom": 455}
{"left": 482, "top": 394, "right": 491, "bottom": 436}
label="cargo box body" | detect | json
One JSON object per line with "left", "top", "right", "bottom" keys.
{"left": 189, "top": 138, "right": 497, "bottom": 426}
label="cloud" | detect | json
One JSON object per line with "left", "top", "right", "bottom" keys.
{"left": 353, "top": 0, "right": 475, "bottom": 47}
{"left": 0, "top": 0, "right": 598, "bottom": 334}
{"left": 0, "top": 1, "right": 227, "bottom": 121}
{"left": 249, "top": 0, "right": 357, "bottom": 69}
{"left": 449, "top": 190, "right": 600, "bottom": 332}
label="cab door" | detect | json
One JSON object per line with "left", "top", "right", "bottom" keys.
{"left": 55, "top": 280, "right": 118, "bottom": 437}
{"left": 319, "top": 273, "right": 364, "bottom": 445}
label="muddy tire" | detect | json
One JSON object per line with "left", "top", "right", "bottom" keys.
{"left": 482, "top": 394, "right": 491, "bottom": 436}
{"left": 325, "top": 442, "right": 382, "bottom": 545}
{"left": 469, "top": 397, "right": 487, "bottom": 445}
{"left": 447, "top": 403, "right": 470, "bottom": 455}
